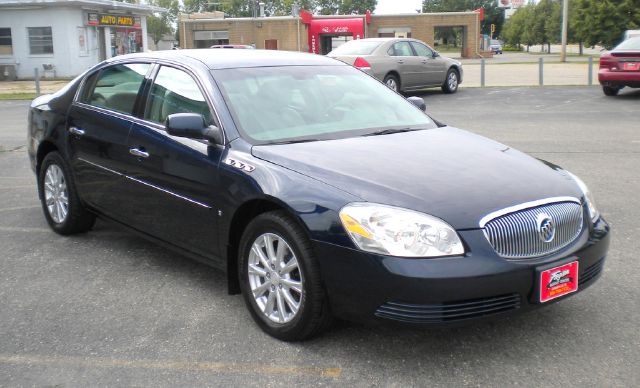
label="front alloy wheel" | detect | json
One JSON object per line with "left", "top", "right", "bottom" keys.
{"left": 248, "top": 233, "right": 303, "bottom": 324}
{"left": 239, "top": 211, "right": 331, "bottom": 341}
{"left": 442, "top": 68, "right": 459, "bottom": 94}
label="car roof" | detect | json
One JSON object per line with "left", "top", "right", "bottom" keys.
{"left": 107, "top": 49, "right": 345, "bottom": 70}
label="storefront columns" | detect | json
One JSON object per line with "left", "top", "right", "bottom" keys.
{"left": 104, "top": 27, "right": 112, "bottom": 59}
{"left": 141, "top": 16, "right": 148, "bottom": 53}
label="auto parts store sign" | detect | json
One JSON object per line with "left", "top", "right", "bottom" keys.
{"left": 87, "top": 13, "right": 142, "bottom": 28}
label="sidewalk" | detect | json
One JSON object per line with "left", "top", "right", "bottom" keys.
{"left": 0, "top": 61, "right": 599, "bottom": 97}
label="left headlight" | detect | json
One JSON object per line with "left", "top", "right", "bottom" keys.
{"left": 339, "top": 203, "right": 465, "bottom": 257}
{"left": 567, "top": 171, "right": 600, "bottom": 222}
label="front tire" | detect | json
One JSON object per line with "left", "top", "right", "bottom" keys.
{"left": 238, "top": 211, "right": 331, "bottom": 341}
{"left": 602, "top": 85, "right": 620, "bottom": 96}
{"left": 442, "top": 68, "right": 459, "bottom": 94}
{"left": 38, "top": 152, "right": 95, "bottom": 235}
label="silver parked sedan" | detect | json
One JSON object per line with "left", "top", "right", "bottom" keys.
{"left": 328, "top": 38, "right": 463, "bottom": 94}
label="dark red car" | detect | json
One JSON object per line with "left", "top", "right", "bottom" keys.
{"left": 599, "top": 37, "right": 640, "bottom": 96}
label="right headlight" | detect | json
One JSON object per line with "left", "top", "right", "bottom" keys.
{"left": 567, "top": 171, "right": 600, "bottom": 222}
{"left": 339, "top": 203, "right": 465, "bottom": 257}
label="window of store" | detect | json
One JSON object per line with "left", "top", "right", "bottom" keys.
{"left": 28, "top": 27, "right": 54, "bottom": 55}
{"left": 194, "top": 30, "right": 229, "bottom": 48}
{"left": 0, "top": 28, "right": 12, "bottom": 55}
{"left": 111, "top": 28, "right": 142, "bottom": 56}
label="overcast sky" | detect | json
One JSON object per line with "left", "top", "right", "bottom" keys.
{"left": 375, "top": 0, "right": 423, "bottom": 14}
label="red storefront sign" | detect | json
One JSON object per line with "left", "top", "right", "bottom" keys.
{"left": 301, "top": 13, "right": 366, "bottom": 54}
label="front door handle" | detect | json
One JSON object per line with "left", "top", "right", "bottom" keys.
{"left": 69, "top": 126, "right": 85, "bottom": 136}
{"left": 396, "top": 60, "right": 404, "bottom": 64}
{"left": 129, "top": 148, "right": 149, "bottom": 158}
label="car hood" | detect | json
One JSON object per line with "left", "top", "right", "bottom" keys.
{"left": 251, "top": 127, "right": 582, "bottom": 230}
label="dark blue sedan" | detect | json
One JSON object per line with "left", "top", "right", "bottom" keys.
{"left": 28, "top": 49, "right": 610, "bottom": 341}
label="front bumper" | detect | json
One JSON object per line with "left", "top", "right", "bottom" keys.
{"left": 313, "top": 217, "right": 610, "bottom": 325}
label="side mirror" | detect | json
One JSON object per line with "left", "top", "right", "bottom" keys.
{"left": 432, "top": 51, "right": 439, "bottom": 58}
{"left": 166, "top": 113, "right": 223, "bottom": 145}
{"left": 407, "top": 96, "right": 426, "bottom": 112}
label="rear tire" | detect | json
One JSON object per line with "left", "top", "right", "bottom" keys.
{"left": 442, "top": 68, "right": 459, "bottom": 94}
{"left": 602, "top": 85, "right": 620, "bottom": 96}
{"left": 38, "top": 152, "right": 95, "bottom": 235}
{"left": 383, "top": 74, "right": 400, "bottom": 92}
{"left": 238, "top": 211, "right": 332, "bottom": 341}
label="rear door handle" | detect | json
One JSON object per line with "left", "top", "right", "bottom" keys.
{"left": 129, "top": 148, "right": 149, "bottom": 158}
{"left": 396, "top": 60, "right": 404, "bottom": 64}
{"left": 69, "top": 126, "right": 85, "bottom": 136}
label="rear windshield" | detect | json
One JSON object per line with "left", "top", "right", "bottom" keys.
{"left": 213, "top": 65, "right": 435, "bottom": 144}
{"left": 328, "top": 40, "right": 383, "bottom": 56}
{"left": 615, "top": 37, "right": 640, "bottom": 50}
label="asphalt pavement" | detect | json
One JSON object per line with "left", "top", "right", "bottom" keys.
{"left": 0, "top": 86, "right": 638, "bottom": 386}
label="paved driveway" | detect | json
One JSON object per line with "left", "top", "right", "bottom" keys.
{"left": 0, "top": 87, "right": 638, "bottom": 386}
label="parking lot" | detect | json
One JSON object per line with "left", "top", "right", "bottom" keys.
{"left": 0, "top": 86, "right": 638, "bottom": 386}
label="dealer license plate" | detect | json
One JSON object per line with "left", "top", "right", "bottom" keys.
{"left": 539, "top": 261, "right": 579, "bottom": 303}
{"left": 623, "top": 62, "right": 640, "bottom": 71}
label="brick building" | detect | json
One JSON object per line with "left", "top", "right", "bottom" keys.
{"left": 179, "top": 11, "right": 481, "bottom": 58}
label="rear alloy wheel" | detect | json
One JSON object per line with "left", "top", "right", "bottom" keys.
{"left": 38, "top": 152, "right": 95, "bottom": 235}
{"left": 602, "top": 85, "right": 620, "bottom": 96}
{"left": 383, "top": 74, "right": 400, "bottom": 92}
{"left": 442, "top": 68, "right": 459, "bottom": 94}
{"left": 238, "top": 211, "right": 331, "bottom": 341}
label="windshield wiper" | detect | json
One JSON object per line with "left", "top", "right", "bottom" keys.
{"left": 269, "top": 138, "right": 322, "bottom": 145}
{"left": 362, "top": 127, "right": 419, "bottom": 136}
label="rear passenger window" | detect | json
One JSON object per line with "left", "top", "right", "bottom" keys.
{"left": 145, "top": 66, "right": 212, "bottom": 125}
{"left": 389, "top": 41, "right": 414, "bottom": 57}
{"left": 80, "top": 63, "right": 150, "bottom": 115}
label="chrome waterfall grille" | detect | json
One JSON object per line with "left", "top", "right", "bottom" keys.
{"left": 481, "top": 200, "right": 584, "bottom": 259}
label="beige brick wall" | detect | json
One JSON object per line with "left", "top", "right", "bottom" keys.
{"left": 181, "top": 18, "right": 308, "bottom": 51}
{"left": 180, "top": 12, "right": 478, "bottom": 57}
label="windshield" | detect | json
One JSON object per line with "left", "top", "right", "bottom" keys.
{"left": 615, "top": 37, "right": 640, "bottom": 50}
{"left": 213, "top": 65, "right": 435, "bottom": 144}
{"left": 328, "top": 40, "right": 383, "bottom": 56}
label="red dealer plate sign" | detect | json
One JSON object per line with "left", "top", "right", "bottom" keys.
{"left": 539, "top": 261, "right": 579, "bottom": 303}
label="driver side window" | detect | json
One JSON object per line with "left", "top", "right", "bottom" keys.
{"left": 145, "top": 66, "right": 213, "bottom": 126}
{"left": 410, "top": 42, "right": 434, "bottom": 58}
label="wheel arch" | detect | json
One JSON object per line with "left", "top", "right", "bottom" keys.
{"left": 225, "top": 196, "right": 312, "bottom": 295}
{"left": 36, "top": 141, "right": 59, "bottom": 176}
{"left": 384, "top": 71, "right": 401, "bottom": 89}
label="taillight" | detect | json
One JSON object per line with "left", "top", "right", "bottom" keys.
{"left": 353, "top": 57, "right": 371, "bottom": 70}
{"left": 599, "top": 53, "right": 618, "bottom": 70}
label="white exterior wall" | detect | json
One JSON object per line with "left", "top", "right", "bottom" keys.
{"left": 0, "top": 7, "right": 149, "bottom": 79}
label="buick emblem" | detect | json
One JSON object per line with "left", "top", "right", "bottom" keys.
{"left": 536, "top": 213, "right": 555, "bottom": 243}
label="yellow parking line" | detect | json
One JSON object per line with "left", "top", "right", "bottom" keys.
{"left": 0, "top": 354, "right": 342, "bottom": 378}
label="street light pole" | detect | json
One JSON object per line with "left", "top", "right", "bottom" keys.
{"left": 560, "top": 0, "right": 569, "bottom": 62}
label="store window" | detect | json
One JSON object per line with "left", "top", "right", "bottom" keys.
{"left": 0, "top": 28, "right": 12, "bottom": 55}
{"left": 111, "top": 28, "right": 142, "bottom": 56}
{"left": 194, "top": 30, "right": 229, "bottom": 48}
{"left": 77, "top": 27, "right": 89, "bottom": 56}
{"left": 28, "top": 27, "right": 54, "bottom": 55}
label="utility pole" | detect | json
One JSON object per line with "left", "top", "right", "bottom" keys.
{"left": 560, "top": 0, "right": 569, "bottom": 62}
